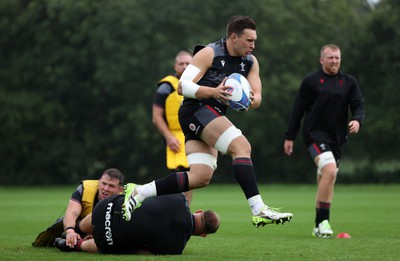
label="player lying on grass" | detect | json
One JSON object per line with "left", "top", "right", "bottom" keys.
{"left": 54, "top": 193, "right": 220, "bottom": 255}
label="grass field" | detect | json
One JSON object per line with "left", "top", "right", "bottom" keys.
{"left": 0, "top": 184, "right": 399, "bottom": 260}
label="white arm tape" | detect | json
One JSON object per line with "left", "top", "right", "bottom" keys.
{"left": 181, "top": 80, "right": 200, "bottom": 98}
{"left": 181, "top": 64, "right": 201, "bottom": 81}
{"left": 180, "top": 64, "right": 202, "bottom": 98}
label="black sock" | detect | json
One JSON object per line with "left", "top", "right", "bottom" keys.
{"left": 315, "top": 201, "right": 331, "bottom": 226}
{"left": 232, "top": 157, "right": 260, "bottom": 199}
{"left": 155, "top": 171, "right": 189, "bottom": 195}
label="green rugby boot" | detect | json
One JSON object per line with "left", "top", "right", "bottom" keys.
{"left": 122, "top": 183, "right": 142, "bottom": 221}
{"left": 251, "top": 205, "right": 293, "bottom": 227}
{"left": 312, "top": 220, "right": 333, "bottom": 238}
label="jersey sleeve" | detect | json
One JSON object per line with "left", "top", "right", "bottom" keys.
{"left": 348, "top": 75, "right": 365, "bottom": 125}
{"left": 70, "top": 183, "right": 84, "bottom": 204}
{"left": 153, "top": 82, "right": 174, "bottom": 108}
{"left": 284, "top": 76, "right": 312, "bottom": 140}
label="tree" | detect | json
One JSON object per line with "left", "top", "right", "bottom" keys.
{"left": 1, "top": 0, "right": 397, "bottom": 185}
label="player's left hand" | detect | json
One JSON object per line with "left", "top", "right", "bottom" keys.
{"left": 66, "top": 231, "right": 81, "bottom": 248}
{"left": 348, "top": 120, "right": 360, "bottom": 134}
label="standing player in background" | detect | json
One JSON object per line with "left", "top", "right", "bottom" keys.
{"left": 124, "top": 15, "right": 293, "bottom": 227}
{"left": 152, "top": 51, "right": 193, "bottom": 203}
{"left": 284, "top": 44, "right": 365, "bottom": 238}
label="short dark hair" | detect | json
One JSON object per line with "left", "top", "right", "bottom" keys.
{"left": 204, "top": 210, "right": 221, "bottom": 234}
{"left": 102, "top": 168, "right": 124, "bottom": 186}
{"left": 226, "top": 15, "right": 256, "bottom": 37}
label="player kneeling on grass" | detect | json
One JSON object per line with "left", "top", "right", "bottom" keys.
{"left": 54, "top": 193, "right": 220, "bottom": 255}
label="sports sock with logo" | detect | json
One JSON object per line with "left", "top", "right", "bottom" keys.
{"left": 155, "top": 171, "right": 189, "bottom": 195}
{"left": 232, "top": 157, "right": 260, "bottom": 199}
{"left": 316, "top": 201, "right": 331, "bottom": 226}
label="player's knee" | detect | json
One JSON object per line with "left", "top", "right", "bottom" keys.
{"left": 227, "top": 137, "right": 251, "bottom": 158}
{"left": 188, "top": 167, "right": 213, "bottom": 188}
{"left": 186, "top": 152, "right": 216, "bottom": 188}
{"left": 321, "top": 166, "right": 338, "bottom": 182}
{"left": 196, "top": 174, "right": 213, "bottom": 188}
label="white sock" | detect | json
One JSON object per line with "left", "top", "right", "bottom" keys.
{"left": 248, "top": 195, "right": 265, "bottom": 215}
{"left": 136, "top": 181, "right": 157, "bottom": 201}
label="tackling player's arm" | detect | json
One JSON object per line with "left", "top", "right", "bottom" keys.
{"left": 178, "top": 46, "right": 231, "bottom": 101}
{"left": 246, "top": 54, "right": 262, "bottom": 109}
{"left": 63, "top": 199, "right": 82, "bottom": 247}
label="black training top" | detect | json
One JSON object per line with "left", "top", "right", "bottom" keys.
{"left": 92, "top": 193, "right": 193, "bottom": 255}
{"left": 179, "top": 38, "right": 254, "bottom": 117}
{"left": 285, "top": 69, "right": 365, "bottom": 145}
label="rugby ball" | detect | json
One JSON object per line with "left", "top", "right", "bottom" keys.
{"left": 225, "top": 73, "right": 251, "bottom": 112}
